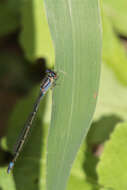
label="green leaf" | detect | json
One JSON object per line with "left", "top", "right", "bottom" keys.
{"left": 0, "top": 1, "right": 20, "bottom": 37}
{"left": 0, "top": 167, "right": 15, "bottom": 190}
{"left": 102, "top": 11, "right": 127, "bottom": 85}
{"left": 67, "top": 144, "right": 99, "bottom": 190}
{"left": 97, "top": 122, "right": 127, "bottom": 190}
{"left": 87, "top": 115, "right": 122, "bottom": 145}
{"left": 99, "top": 188, "right": 114, "bottom": 190}
{"left": 20, "top": 0, "right": 54, "bottom": 64}
{"left": 44, "top": 1, "right": 102, "bottom": 190}
{"left": 83, "top": 146, "right": 99, "bottom": 181}
{"left": 67, "top": 145, "right": 92, "bottom": 190}
{"left": 94, "top": 63, "right": 127, "bottom": 121}
{"left": 68, "top": 175, "right": 95, "bottom": 190}
{"left": 103, "top": 0, "right": 127, "bottom": 36}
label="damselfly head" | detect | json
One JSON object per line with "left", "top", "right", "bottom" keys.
{"left": 46, "top": 69, "right": 57, "bottom": 79}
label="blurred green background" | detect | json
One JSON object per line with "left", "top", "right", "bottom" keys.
{"left": 0, "top": 0, "right": 127, "bottom": 190}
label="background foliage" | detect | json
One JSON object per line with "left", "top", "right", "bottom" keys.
{"left": 0, "top": 0, "right": 127, "bottom": 190}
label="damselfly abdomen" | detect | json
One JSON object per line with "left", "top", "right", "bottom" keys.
{"left": 7, "top": 69, "right": 57, "bottom": 173}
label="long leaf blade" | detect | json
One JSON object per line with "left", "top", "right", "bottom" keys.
{"left": 44, "top": 1, "right": 102, "bottom": 190}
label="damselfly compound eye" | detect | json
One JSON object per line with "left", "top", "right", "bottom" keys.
{"left": 46, "top": 69, "right": 57, "bottom": 79}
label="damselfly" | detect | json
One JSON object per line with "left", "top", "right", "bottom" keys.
{"left": 7, "top": 69, "right": 57, "bottom": 173}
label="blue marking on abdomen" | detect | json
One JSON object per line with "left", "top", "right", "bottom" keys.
{"left": 7, "top": 162, "right": 14, "bottom": 173}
